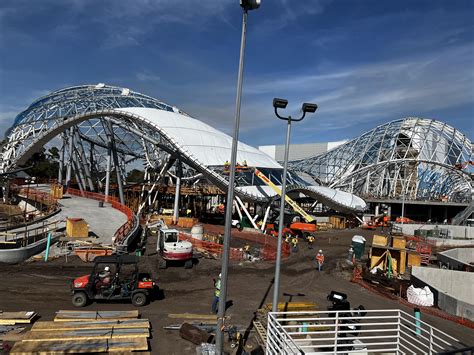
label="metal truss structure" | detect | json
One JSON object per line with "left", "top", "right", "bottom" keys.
{"left": 0, "top": 84, "right": 366, "bottom": 214}
{"left": 289, "top": 118, "right": 473, "bottom": 203}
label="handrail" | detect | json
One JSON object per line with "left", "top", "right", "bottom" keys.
{"left": 266, "top": 309, "right": 464, "bottom": 354}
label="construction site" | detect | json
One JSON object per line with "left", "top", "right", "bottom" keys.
{"left": 0, "top": 82, "right": 472, "bottom": 354}
{"left": 1, "top": 1, "right": 474, "bottom": 354}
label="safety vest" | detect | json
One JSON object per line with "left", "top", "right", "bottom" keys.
{"left": 291, "top": 238, "right": 298, "bottom": 246}
{"left": 316, "top": 253, "right": 325, "bottom": 264}
{"left": 307, "top": 236, "right": 314, "bottom": 243}
{"left": 215, "top": 279, "right": 221, "bottom": 297}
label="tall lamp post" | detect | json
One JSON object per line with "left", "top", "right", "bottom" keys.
{"left": 272, "top": 98, "right": 318, "bottom": 313}
{"left": 215, "top": 0, "right": 260, "bottom": 353}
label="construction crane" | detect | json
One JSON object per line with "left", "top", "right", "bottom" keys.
{"left": 254, "top": 168, "right": 315, "bottom": 223}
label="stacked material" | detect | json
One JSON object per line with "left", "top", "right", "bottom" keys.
{"left": 10, "top": 310, "right": 150, "bottom": 354}
{"left": 0, "top": 312, "right": 37, "bottom": 325}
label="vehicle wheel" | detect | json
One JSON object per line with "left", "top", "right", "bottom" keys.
{"left": 184, "top": 259, "right": 193, "bottom": 269}
{"left": 72, "top": 292, "right": 88, "bottom": 307}
{"left": 237, "top": 223, "right": 243, "bottom": 232}
{"left": 132, "top": 292, "right": 147, "bottom": 307}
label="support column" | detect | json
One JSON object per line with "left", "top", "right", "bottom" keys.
{"left": 75, "top": 131, "right": 95, "bottom": 191}
{"left": 107, "top": 120, "right": 125, "bottom": 205}
{"left": 104, "top": 142, "right": 112, "bottom": 202}
{"left": 58, "top": 133, "right": 65, "bottom": 184}
{"left": 173, "top": 161, "right": 182, "bottom": 224}
{"left": 375, "top": 204, "right": 380, "bottom": 217}
{"left": 65, "top": 128, "right": 75, "bottom": 188}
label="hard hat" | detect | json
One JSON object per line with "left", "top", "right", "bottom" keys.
{"left": 319, "top": 250, "right": 323, "bottom": 253}
{"left": 104, "top": 266, "right": 110, "bottom": 271}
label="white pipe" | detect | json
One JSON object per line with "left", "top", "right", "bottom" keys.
{"left": 235, "top": 196, "right": 258, "bottom": 229}
{"left": 261, "top": 206, "right": 271, "bottom": 231}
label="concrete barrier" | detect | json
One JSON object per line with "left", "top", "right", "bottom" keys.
{"left": 411, "top": 266, "right": 474, "bottom": 321}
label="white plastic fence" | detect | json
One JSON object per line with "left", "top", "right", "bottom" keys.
{"left": 266, "top": 309, "right": 465, "bottom": 354}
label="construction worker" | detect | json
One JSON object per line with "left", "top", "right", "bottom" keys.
{"left": 243, "top": 160, "right": 248, "bottom": 167}
{"left": 307, "top": 235, "right": 315, "bottom": 249}
{"left": 316, "top": 250, "right": 325, "bottom": 272}
{"left": 211, "top": 273, "right": 221, "bottom": 314}
{"left": 291, "top": 236, "right": 298, "bottom": 252}
{"left": 243, "top": 244, "right": 251, "bottom": 260}
{"left": 284, "top": 234, "right": 291, "bottom": 244}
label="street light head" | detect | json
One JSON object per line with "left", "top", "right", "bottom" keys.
{"left": 273, "top": 98, "right": 288, "bottom": 109}
{"left": 240, "top": 0, "right": 261, "bottom": 10}
{"left": 302, "top": 102, "right": 318, "bottom": 113}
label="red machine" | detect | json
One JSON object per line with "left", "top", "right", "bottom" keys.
{"left": 71, "top": 255, "right": 156, "bottom": 307}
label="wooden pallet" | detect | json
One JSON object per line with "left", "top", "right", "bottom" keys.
{"left": 10, "top": 337, "right": 148, "bottom": 354}
{"left": 253, "top": 321, "right": 267, "bottom": 347}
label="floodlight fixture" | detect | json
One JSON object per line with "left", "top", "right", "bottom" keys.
{"left": 273, "top": 98, "right": 288, "bottom": 109}
{"left": 302, "top": 102, "right": 318, "bottom": 113}
{"left": 240, "top": 0, "right": 261, "bottom": 10}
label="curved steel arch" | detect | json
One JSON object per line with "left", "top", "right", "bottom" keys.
{"left": 289, "top": 118, "right": 473, "bottom": 203}
{"left": 1, "top": 84, "right": 367, "bottom": 213}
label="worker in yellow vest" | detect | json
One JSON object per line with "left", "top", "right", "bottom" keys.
{"left": 291, "top": 236, "right": 298, "bottom": 252}
{"left": 211, "top": 273, "right": 221, "bottom": 313}
{"left": 307, "top": 235, "right": 315, "bottom": 249}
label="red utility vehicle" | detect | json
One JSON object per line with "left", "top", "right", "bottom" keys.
{"left": 71, "top": 255, "right": 156, "bottom": 307}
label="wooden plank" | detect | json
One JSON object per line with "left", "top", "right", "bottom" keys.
{"left": 10, "top": 337, "right": 148, "bottom": 354}
{"left": 168, "top": 313, "right": 219, "bottom": 320}
{"left": 0, "top": 311, "right": 36, "bottom": 323}
{"left": 23, "top": 327, "right": 149, "bottom": 342}
{"left": 54, "top": 310, "right": 138, "bottom": 322}
{"left": 32, "top": 319, "right": 150, "bottom": 331}
{"left": 10, "top": 339, "right": 108, "bottom": 354}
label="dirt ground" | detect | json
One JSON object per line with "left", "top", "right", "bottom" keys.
{"left": 0, "top": 227, "right": 472, "bottom": 354}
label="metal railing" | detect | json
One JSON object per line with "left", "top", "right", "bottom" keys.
{"left": 266, "top": 309, "right": 465, "bottom": 354}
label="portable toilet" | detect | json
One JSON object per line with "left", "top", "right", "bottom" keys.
{"left": 351, "top": 235, "right": 367, "bottom": 260}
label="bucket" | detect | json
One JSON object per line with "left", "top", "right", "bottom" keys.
{"left": 351, "top": 235, "right": 366, "bottom": 260}
{"left": 191, "top": 224, "right": 204, "bottom": 240}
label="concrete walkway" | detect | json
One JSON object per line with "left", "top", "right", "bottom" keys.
{"left": 56, "top": 194, "right": 128, "bottom": 244}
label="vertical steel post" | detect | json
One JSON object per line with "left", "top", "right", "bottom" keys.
{"left": 107, "top": 120, "right": 125, "bottom": 205}
{"left": 272, "top": 118, "right": 292, "bottom": 312}
{"left": 215, "top": 8, "right": 247, "bottom": 354}
{"left": 65, "top": 128, "right": 74, "bottom": 187}
{"left": 58, "top": 133, "right": 65, "bottom": 184}
{"left": 104, "top": 141, "right": 112, "bottom": 202}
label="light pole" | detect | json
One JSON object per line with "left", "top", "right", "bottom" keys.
{"left": 216, "top": 0, "right": 260, "bottom": 353}
{"left": 272, "top": 98, "right": 317, "bottom": 313}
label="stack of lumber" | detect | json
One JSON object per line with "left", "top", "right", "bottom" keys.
{"left": 0, "top": 312, "right": 37, "bottom": 325}
{"left": 10, "top": 310, "right": 150, "bottom": 354}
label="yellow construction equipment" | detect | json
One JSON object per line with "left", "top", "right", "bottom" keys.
{"left": 254, "top": 168, "right": 314, "bottom": 223}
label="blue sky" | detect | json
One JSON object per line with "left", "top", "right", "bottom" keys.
{"left": 0, "top": 0, "right": 473, "bottom": 147}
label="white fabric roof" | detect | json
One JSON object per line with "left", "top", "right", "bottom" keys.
{"left": 117, "top": 107, "right": 281, "bottom": 169}
{"left": 117, "top": 107, "right": 366, "bottom": 213}
{"left": 238, "top": 185, "right": 367, "bottom": 212}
